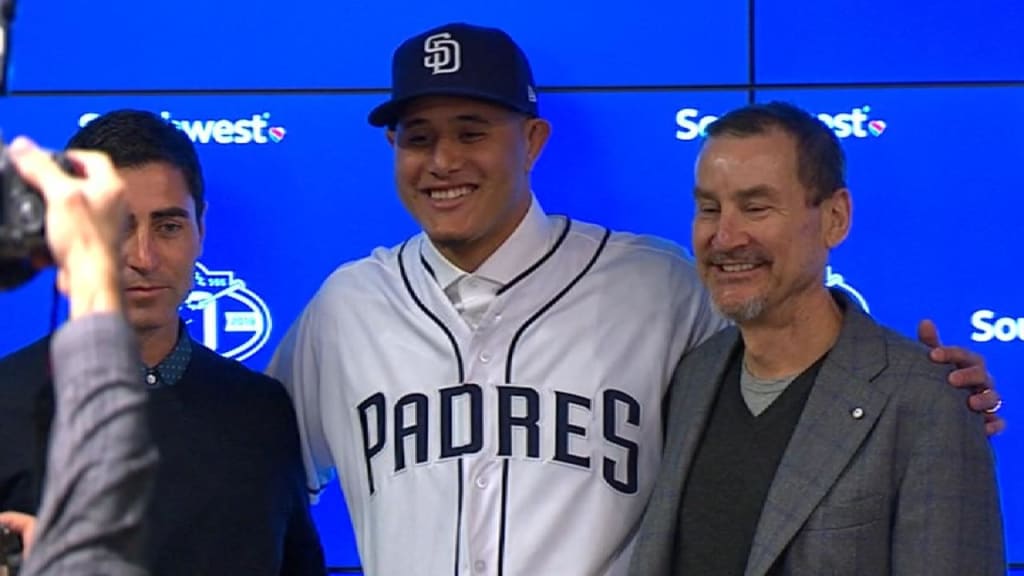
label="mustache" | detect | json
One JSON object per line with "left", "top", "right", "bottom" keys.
{"left": 705, "top": 248, "right": 770, "bottom": 265}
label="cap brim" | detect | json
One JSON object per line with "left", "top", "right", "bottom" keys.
{"left": 367, "top": 87, "right": 534, "bottom": 128}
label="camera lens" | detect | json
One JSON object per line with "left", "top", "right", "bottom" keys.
{"left": 15, "top": 192, "right": 43, "bottom": 232}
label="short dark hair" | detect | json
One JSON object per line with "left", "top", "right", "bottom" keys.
{"left": 66, "top": 109, "right": 205, "bottom": 219}
{"left": 705, "top": 101, "right": 846, "bottom": 205}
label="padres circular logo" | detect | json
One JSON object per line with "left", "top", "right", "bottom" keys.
{"left": 825, "top": 266, "right": 870, "bottom": 313}
{"left": 182, "top": 262, "right": 273, "bottom": 361}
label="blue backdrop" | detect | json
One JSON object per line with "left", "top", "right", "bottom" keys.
{"left": 1, "top": 1, "right": 1020, "bottom": 571}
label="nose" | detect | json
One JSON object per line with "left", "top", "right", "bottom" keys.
{"left": 428, "top": 137, "right": 464, "bottom": 176}
{"left": 709, "top": 208, "right": 749, "bottom": 251}
{"left": 123, "top": 228, "right": 159, "bottom": 273}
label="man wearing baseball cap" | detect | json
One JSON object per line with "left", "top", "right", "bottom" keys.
{"left": 268, "top": 21, "right": 1003, "bottom": 576}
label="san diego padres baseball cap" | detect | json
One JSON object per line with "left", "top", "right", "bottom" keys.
{"left": 368, "top": 22, "right": 539, "bottom": 128}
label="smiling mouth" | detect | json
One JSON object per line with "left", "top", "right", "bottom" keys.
{"left": 424, "top": 185, "right": 476, "bottom": 201}
{"left": 718, "top": 263, "right": 759, "bottom": 273}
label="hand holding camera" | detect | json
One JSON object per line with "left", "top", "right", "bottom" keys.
{"left": 0, "top": 521, "right": 24, "bottom": 576}
{"left": 1, "top": 137, "right": 126, "bottom": 316}
{"left": 0, "top": 137, "right": 55, "bottom": 289}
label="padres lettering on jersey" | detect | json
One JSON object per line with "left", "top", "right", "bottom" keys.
{"left": 358, "top": 382, "right": 641, "bottom": 496}
{"left": 269, "top": 207, "right": 723, "bottom": 576}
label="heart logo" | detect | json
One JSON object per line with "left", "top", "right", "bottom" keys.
{"left": 867, "top": 120, "right": 886, "bottom": 137}
{"left": 269, "top": 126, "right": 287, "bottom": 143}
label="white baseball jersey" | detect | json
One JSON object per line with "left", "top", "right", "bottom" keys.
{"left": 268, "top": 199, "right": 726, "bottom": 576}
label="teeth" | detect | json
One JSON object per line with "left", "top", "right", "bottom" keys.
{"left": 721, "top": 263, "right": 757, "bottom": 273}
{"left": 429, "top": 186, "right": 473, "bottom": 200}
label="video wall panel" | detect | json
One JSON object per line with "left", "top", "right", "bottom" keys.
{"left": 9, "top": 0, "right": 749, "bottom": 91}
{"left": 1, "top": 1, "right": 1020, "bottom": 571}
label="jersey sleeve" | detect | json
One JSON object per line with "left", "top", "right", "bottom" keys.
{"left": 266, "top": 294, "right": 338, "bottom": 504}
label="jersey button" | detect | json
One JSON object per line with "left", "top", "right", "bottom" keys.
{"left": 475, "top": 476, "right": 487, "bottom": 488}
{"left": 479, "top": 352, "right": 491, "bottom": 363}
{"left": 474, "top": 560, "right": 486, "bottom": 572}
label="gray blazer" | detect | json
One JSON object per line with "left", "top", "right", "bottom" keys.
{"left": 20, "top": 314, "right": 157, "bottom": 576}
{"left": 629, "top": 296, "right": 1005, "bottom": 575}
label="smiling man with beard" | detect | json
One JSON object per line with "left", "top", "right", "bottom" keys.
{"left": 629, "top": 101, "right": 1005, "bottom": 576}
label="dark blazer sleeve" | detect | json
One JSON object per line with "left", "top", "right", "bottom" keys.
{"left": 279, "top": 388, "right": 327, "bottom": 576}
{"left": 0, "top": 337, "right": 53, "bottom": 515}
{"left": 20, "top": 313, "right": 158, "bottom": 576}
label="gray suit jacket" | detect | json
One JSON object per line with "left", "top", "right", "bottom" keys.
{"left": 20, "top": 314, "right": 157, "bottom": 576}
{"left": 629, "top": 296, "right": 1005, "bottom": 576}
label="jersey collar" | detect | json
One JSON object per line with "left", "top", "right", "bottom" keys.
{"left": 420, "top": 193, "right": 553, "bottom": 291}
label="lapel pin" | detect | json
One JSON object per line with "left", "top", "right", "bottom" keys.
{"left": 851, "top": 407, "right": 864, "bottom": 419}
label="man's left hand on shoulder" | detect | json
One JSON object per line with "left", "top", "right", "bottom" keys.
{"left": 918, "top": 319, "right": 1005, "bottom": 436}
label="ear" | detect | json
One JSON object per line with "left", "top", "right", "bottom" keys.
{"left": 386, "top": 129, "right": 397, "bottom": 147}
{"left": 820, "top": 188, "right": 852, "bottom": 248}
{"left": 523, "top": 117, "right": 551, "bottom": 172}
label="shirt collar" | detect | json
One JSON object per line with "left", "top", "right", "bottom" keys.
{"left": 143, "top": 321, "right": 193, "bottom": 389}
{"left": 420, "top": 194, "right": 553, "bottom": 291}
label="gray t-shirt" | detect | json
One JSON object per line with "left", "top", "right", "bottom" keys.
{"left": 741, "top": 362, "right": 799, "bottom": 416}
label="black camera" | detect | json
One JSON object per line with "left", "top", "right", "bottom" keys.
{"left": 0, "top": 0, "right": 48, "bottom": 292}
{"left": 0, "top": 139, "right": 53, "bottom": 290}
{"left": 0, "top": 525, "right": 22, "bottom": 576}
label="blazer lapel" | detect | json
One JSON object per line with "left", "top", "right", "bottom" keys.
{"left": 745, "top": 305, "right": 893, "bottom": 576}
{"left": 665, "top": 328, "right": 740, "bottom": 483}
{"left": 643, "top": 328, "right": 740, "bottom": 573}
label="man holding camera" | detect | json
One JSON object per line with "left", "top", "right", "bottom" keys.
{"left": 0, "top": 135, "right": 154, "bottom": 574}
{"left": 0, "top": 111, "right": 325, "bottom": 576}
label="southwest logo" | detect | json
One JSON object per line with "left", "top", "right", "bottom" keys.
{"left": 78, "top": 112, "right": 287, "bottom": 145}
{"left": 971, "top": 310, "right": 1024, "bottom": 343}
{"left": 676, "top": 106, "right": 887, "bottom": 141}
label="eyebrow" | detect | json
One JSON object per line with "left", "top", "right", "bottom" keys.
{"left": 150, "top": 207, "right": 192, "bottom": 220}
{"left": 452, "top": 114, "right": 493, "bottom": 126}
{"left": 734, "top": 185, "right": 779, "bottom": 202}
{"left": 398, "top": 114, "right": 495, "bottom": 130}
{"left": 693, "top": 186, "right": 716, "bottom": 200}
{"left": 693, "top": 185, "right": 778, "bottom": 201}
{"left": 397, "top": 118, "right": 429, "bottom": 130}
